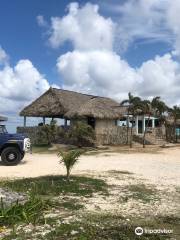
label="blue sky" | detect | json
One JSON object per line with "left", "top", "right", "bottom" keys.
{"left": 0, "top": 0, "right": 180, "bottom": 132}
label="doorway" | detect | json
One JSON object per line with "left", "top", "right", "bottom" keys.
{"left": 138, "top": 120, "right": 143, "bottom": 134}
{"left": 87, "top": 117, "right": 96, "bottom": 129}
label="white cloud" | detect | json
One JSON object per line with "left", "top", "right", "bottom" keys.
{"left": 37, "top": 15, "right": 48, "bottom": 27}
{"left": 49, "top": 2, "right": 114, "bottom": 51}
{"left": 0, "top": 57, "right": 50, "bottom": 113}
{"left": 137, "top": 54, "right": 180, "bottom": 105}
{"left": 102, "top": 0, "right": 180, "bottom": 53}
{"left": 58, "top": 50, "right": 180, "bottom": 105}
{"left": 0, "top": 46, "right": 9, "bottom": 65}
{"left": 57, "top": 50, "right": 141, "bottom": 99}
{"left": 167, "top": 0, "right": 180, "bottom": 55}
{"left": 46, "top": 2, "right": 180, "bottom": 106}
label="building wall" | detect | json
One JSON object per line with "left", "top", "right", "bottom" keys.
{"left": 95, "top": 119, "right": 131, "bottom": 145}
{"left": 95, "top": 119, "right": 116, "bottom": 133}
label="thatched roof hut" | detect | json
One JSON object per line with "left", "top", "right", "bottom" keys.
{"left": 0, "top": 115, "right": 8, "bottom": 121}
{"left": 20, "top": 88, "right": 127, "bottom": 120}
{"left": 65, "top": 97, "right": 127, "bottom": 119}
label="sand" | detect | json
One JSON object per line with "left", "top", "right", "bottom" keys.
{"left": 0, "top": 147, "right": 180, "bottom": 187}
{"left": 0, "top": 146, "right": 180, "bottom": 217}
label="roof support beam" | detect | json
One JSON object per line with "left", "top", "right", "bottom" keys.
{"left": 23, "top": 116, "right": 26, "bottom": 127}
{"left": 43, "top": 117, "right": 46, "bottom": 125}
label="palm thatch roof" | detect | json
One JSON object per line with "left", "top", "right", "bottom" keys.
{"left": 65, "top": 97, "right": 127, "bottom": 119}
{"left": 20, "top": 88, "right": 128, "bottom": 119}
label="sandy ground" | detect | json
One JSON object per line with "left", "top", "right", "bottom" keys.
{"left": 0, "top": 147, "right": 180, "bottom": 186}
{"left": 0, "top": 147, "right": 180, "bottom": 219}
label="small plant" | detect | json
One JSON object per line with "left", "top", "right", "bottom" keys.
{"left": 58, "top": 150, "right": 83, "bottom": 181}
{"left": 0, "top": 195, "right": 48, "bottom": 227}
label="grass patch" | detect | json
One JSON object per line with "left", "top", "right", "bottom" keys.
{"left": 0, "top": 175, "right": 108, "bottom": 198}
{"left": 176, "top": 186, "right": 180, "bottom": 194}
{"left": 3, "top": 213, "right": 176, "bottom": 240}
{"left": 123, "top": 184, "right": 159, "bottom": 203}
{"left": 49, "top": 199, "right": 84, "bottom": 211}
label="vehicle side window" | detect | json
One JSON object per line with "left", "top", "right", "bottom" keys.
{"left": 0, "top": 126, "right": 3, "bottom": 134}
{"left": 0, "top": 126, "right": 7, "bottom": 134}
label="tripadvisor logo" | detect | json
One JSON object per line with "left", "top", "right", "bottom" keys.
{"left": 135, "top": 227, "right": 143, "bottom": 236}
{"left": 135, "top": 226, "right": 173, "bottom": 236}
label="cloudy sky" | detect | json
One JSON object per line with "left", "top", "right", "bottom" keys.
{"left": 0, "top": 0, "right": 180, "bottom": 131}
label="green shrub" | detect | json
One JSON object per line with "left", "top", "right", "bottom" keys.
{"left": 67, "top": 121, "right": 96, "bottom": 147}
{"left": 35, "top": 120, "right": 59, "bottom": 146}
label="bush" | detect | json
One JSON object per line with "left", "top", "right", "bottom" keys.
{"left": 35, "top": 120, "right": 59, "bottom": 146}
{"left": 66, "top": 121, "right": 96, "bottom": 147}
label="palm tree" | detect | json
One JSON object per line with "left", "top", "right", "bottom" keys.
{"left": 140, "top": 100, "right": 152, "bottom": 148}
{"left": 151, "top": 97, "right": 167, "bottom": 123}
{"left": 121, "top": 93, "right": 141, "bottom": 148}
{"left": 58, "top": 149, "right": 83, "bottom": 181}
{"left": 141, "top": 97, "right": 168, "bottom": 148}
{"left": 168, "top": 106, "right": 180, "bottom": 143}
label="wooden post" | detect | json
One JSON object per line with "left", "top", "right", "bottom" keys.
{"left": 135, "top": 115, "right": 138, "bottom": 135}
{"left": 23, "top": 116, "right": 26, "bottom": 127}
{"left": 64, "top": 119, "right": 68, "bottom": 127}
{"left": 43, "top": 117, "right": 46, "bottom": 125}
{"left": 142, "top": 116, "right": 145, "bottom": 133}
{"left": 152, "top": 117, "right": 155, "bottom": 128}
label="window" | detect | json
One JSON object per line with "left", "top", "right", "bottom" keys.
{"left": 0, "top": 125, "right": 7, "bottom": 134}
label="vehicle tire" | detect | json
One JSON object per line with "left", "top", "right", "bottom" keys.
{"left": 21, "top": 151, "right": 25, "bottom": 160}
{"left": 1, "top": 147, "right": 22, "bottom": 166}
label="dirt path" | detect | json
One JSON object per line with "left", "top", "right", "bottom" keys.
{"left": 0, "top": 147, "right": 180, "bottom": 187}
{"left": 0, "top": 147, "right": 180, "bottom": 236}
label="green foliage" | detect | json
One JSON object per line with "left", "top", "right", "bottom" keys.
{"left": 58, "top": 150, "right": 83, "bottom": 181}
{"left": 0, "top": 176, "right": 108, "bottom": 197}
{"left": 124, "top": 184, "right": 159, "bottom": 203}
{"left": 67, "top": 121, "right": 96, "bottom": 147}
{"left": 36, "top": 120, "right": 59, "bottom": 146}
{"left": 0, "top": 196, "right": 47, "bottom": 227}
{"left": 121, "top": 92, "right": 142, "bottom": 147}
{"left": 168, "top": 105, "right": 180, "bottom": 142}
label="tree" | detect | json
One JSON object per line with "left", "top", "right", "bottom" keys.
{"left": 141, "top": 100, "right": 152, "bottom": 148}
{"left": 141, "top": 97, "right": 168, "bottom": 148}
{"left": 151, "top": 97, "right": 167, "bottom": 124}
{"left": 168, "top": 106, "right": 180, "bottom": 143}
{"left": 121, "top": 93, "right": 142, "bottom": 148}
{"left": 42, "top": 119, "right": 59, "bottom": 146}
{"left": 58, "top": 149, "right": 83, "bottom": 181}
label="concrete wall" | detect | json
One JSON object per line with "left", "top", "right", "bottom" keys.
{"left": 95, "top": 119, "right": 130, "bottom": 145}
{"left": 95, "top": 119, "right": 116, "bottom": 133}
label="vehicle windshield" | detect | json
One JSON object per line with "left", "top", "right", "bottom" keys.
{"left": 0, "top": 125, "right": 8, "bottom": 134}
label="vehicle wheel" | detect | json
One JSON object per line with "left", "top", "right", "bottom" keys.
{"left": 21, "top": 152, "right": 25, "bottom": 160}
{"left": 1, "top": 147, "right": 22, "bottom": 166}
